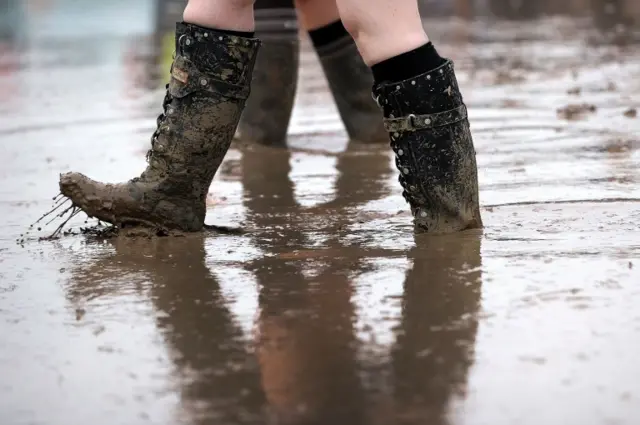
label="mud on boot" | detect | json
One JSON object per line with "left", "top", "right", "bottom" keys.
{"left": 59, "top": 22, "right": 260, "bottom": 232}
{"left": 372, "top": 60, "right": 482, "bottom": 233}
{"left": 235, "top": 7, "right": 299, "bottom": 146}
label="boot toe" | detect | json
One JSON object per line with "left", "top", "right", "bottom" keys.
{"left": 59, "top": 172, "right": 117, "bottom": 223}
{"left": 60, "top": 172, "right": 90, "bottom": 204}
{"left": 60, "top": 172, "right": 101, "bottom": 205}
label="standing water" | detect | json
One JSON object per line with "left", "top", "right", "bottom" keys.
{"left": 1, "top": 1, "right": 640, "bottom": 424}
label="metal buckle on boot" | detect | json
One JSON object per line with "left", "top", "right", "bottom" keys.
{"left": 383, "top": 105, "right": 468, "bottom": 133}
{"left": 383, "top": 114, "right": 417, "bottom": 133}
{"left": 406, "top": 114, "right": 417, "bottom": 131}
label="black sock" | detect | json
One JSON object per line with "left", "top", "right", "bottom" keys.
{"left": 214, "top": 28, "right": 255, "bottom": 38}
{"left": 371, "top": 42, "right": 446, "bottom": 84}
{"left": 254, "top": 0, "right": 294, "bottom": 9}
{"left": 308, "top": 20, "right": 349, "bottom": 48}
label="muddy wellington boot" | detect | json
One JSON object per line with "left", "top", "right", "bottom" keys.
{"left": 59, "top": 22, "right": 260, "bottom": 232}
{"left": 372, "top": 60, "right": 483, "bottom": 233}
{"left": 235, "top": 5, "right": 299, "bottom": 146}
{"left": 311, "top": 21, "right": 386, "bottom": 144}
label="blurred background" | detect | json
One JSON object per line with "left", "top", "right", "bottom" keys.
{"left": 0, "top": 0, "right": 638, "bottom": 98}
{"left": 1, "top": 0, "right": 637, "bottom": 122}
{"left": 1, "top": 0, "right": 639, "bottom": 69}
{"left": 3, "top": 0, "right": 639, "bottom": 37}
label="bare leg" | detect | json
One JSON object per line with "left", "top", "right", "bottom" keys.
{"left": 183, "top": 0, "right": 256, "bottom": 31}
{"left": 295, "top": 0, "right": 340, "bottom": 29}
{"left": 336, "top": 0, "right": 428, "bottom": 65}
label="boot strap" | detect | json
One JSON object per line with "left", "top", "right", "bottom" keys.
{"left": 383, "top": 105, "right": 467, "bottom": 133}
{"left": 169, "top": 55, "right": 252, "bottom": 101}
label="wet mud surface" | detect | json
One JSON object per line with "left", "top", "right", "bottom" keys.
{"left": 2, "top": 5, "right": 640, "bottom": 425}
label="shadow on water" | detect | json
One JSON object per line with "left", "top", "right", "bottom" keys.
{"left": 62, "top": 140, "right": 483, "bottom": 424}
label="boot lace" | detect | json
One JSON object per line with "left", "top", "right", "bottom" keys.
{"left": 136, "top": 84, "right": 173, "bottom": 181}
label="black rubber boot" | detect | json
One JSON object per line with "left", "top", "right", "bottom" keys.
{"left": 317, "top": 35, "right": 387, "bottom": 144}
{"left": 235, "top": 6, "right": 299, "bottom": 146}
{"left": 372, "top": 60, "right": 483, "bottom": 233}
{"left": 59, "top": 22, "right": 261, "bottom": 232}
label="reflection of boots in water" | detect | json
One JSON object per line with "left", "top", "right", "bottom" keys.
{"left": 147, "top": 237, "right": 266, "bottom": 424}
{"left": 59, "top": 23, "right": 261, "bottom": 232}
{"left": 307, "top": 137, "right": 392, "bottom": 218}
{"left": 326, "top": 140, "right": 393, "bottom": 210}
{"left": 239, "top": 144, "right": 304, "bottom": 248}
{"left": 257, "top": 266, "right": 366, "bottom": 425}
{"left": 251, "top": 212, "right": 367, "bottom": 425}
{"left": 391, "top": 232, "right": 483, "bottom": 424}
{"left": 236, "top": 1, "right": 300, "bottom": 146}
{"left": 67, "top": 236, "right": 266, "bottom": 424}
{"left": 239, "top": 135, "right": 369, "bottom": 424}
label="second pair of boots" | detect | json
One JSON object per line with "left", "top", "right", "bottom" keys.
{"left": 59, "top": 21, "right": 482, "bottom": 235}
{"left": 235, "top": 8, "right": 386, "bottom": 145}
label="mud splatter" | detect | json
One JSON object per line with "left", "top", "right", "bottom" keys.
{"left": 24, "top": 192, "right": 245, "bottom": 243}
{"left": 567, "top": 87, "right": 582, "bottom": 96}
{"left": 557, "top": 103, "right": 597, "bottom": 121}
{"left": 623, "top": 108, "right": 637, "bottom": 118}
{"left": 17, "top": 194, "right": 77, "bottom": 244}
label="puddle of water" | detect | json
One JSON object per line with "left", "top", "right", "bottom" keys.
{"left": 1, "top": 2, "right": 640, "bottom": 425}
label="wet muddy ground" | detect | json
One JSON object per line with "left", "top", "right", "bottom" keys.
{"left": 2, "top": 5, "right": 640, "bottom": 425}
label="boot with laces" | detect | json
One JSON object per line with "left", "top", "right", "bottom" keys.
{"left": 59, "top": 22, "right": 260, "bottom": 232}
